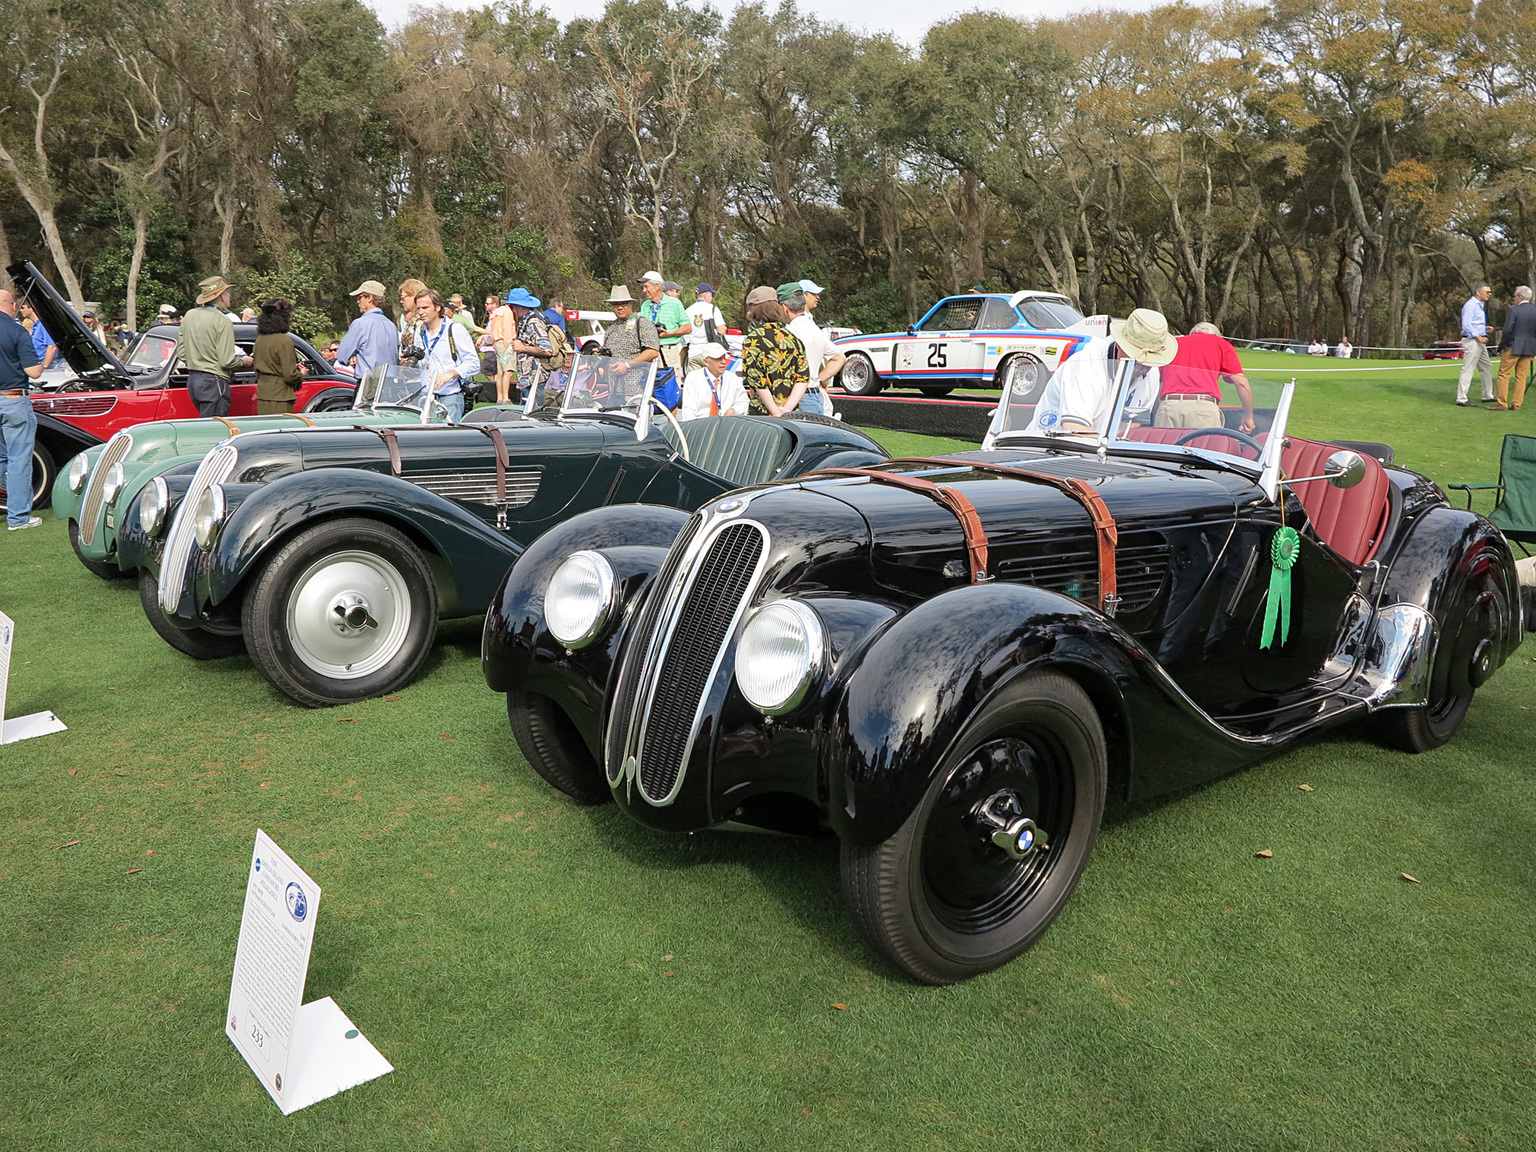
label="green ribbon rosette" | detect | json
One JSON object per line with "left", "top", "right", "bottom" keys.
{"left": 1260, "top": 526, "right": 1301, "bottom": 649}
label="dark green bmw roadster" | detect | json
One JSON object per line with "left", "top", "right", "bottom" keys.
{"left": 120, "top": 357, "right": 886, "bottom": 706}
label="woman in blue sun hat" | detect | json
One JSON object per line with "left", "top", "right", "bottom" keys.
{"left": 503, "top": 287, "right": 554, "bottom": 406}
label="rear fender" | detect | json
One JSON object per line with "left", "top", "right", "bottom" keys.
{"left": 206, "top": 469, "right": 523, "bottom": 617}
{"left": 825, "top": 582, "right": 1258, "bottom": 845}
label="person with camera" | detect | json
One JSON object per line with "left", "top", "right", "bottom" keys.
{"left": 409, "top": 289, "right": 480, "bottom": 422}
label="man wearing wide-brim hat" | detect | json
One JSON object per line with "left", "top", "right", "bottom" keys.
{"left": 180, "top": 275, "right": 252, "bottom": 417}
{"left": 1023, "top": 307, "right": 1174, "bottom": 440}
{"left": 598, "top": 285, "right": 660, "bottom": 376}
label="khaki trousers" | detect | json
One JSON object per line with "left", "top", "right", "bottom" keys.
{"left": 1154, "top": 394, "right": 1222, "bottom": 428}
{"left": 1496, "top": 354, "right": 1533, "bottom": 409}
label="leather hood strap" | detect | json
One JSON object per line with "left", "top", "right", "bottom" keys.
{"left": 356, "top": 425, "right": 402, "bottom": 477}
{"left": 812, "top": 466, "right": 990, "bottom": 584}
{"left": 214, "top": 417, "right": 242, "bottom": 436}
{"left": 913, "top": 456, "right": 1120, "bottom": 611}
{"left": 474, "top": 423, "right": 510, "bottom": 504}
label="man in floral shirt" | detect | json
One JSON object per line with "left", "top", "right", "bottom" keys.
{"left": 741, "top": 285, "right": 810, "bottom": 417}
{"left": 503, "top": 287, "right": 553, "bottom": 404}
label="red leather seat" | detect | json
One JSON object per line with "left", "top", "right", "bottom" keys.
{"left": 1280, "top": 437, "right": 1392, "bottom": 565}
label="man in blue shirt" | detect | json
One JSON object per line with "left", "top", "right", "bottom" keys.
{"left": 410, "top": 289, "right": 480, "bottom": 422}
{"left": 541, "top": 296, "right": 567, "bottom": 333}
{"left": 1457, "top": 283, "right": 1495, "bottom": 406}
{"left": 19, "top": 301, "right": 57, "bottom": 371}
{"left": 335, "top": 280, "right": 401, "bottom": 376}
{"left": 0, "top": 289, "right": 45, "bottom": 530}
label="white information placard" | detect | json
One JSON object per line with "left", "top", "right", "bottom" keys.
{"left": 226, "top": 830, "right": 392, "bottom": 1114}
{"left": 0, "top": 608, "right": 66, "bottom": 746}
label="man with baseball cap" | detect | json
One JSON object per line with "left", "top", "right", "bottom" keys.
{"left": 684, "top": 283, "right": 726, "bottom": 372}
{"left": 334, "top": 279, "right": 401, "bottom": 376}
{"left": 798, "top": 279, "right": 826, "bottom": 317}
{"left": 639, "top": 271, "right": 690, "bottom": 376}
{"left": 1024, "top": 308, "right": 1173, "bottom": 439}
{"left": 180, "top": 275, "right": 252, "bottom": 416}
{"left": 157, "top": 303, "right": 179, "bottom": 324}
{"left": 679, "top": 341, "right": 748, "bottom": 420}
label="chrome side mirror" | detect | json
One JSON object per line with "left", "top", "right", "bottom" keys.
{"left": 1324, "top": 450, "right": 1366, "bottom": 489}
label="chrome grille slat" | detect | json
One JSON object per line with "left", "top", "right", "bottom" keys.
{"left": 633, "top": 522, "right": 766, "bottom": 804}
{"left": 158, "top": 444, "right": 239, "bottom": 612}
{"left": 408, "top": 468, "right": 541, "bottom": 508}
{"left": 78, "top": 432, "right": 133, "bottom": 546}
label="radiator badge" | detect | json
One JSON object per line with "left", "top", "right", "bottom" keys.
{"left": 715, "top": 498, "right": 744, "bottom": 515}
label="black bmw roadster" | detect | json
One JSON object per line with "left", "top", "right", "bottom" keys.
{"left": 483, "top": 358, "right": 1522, "bottom": 984}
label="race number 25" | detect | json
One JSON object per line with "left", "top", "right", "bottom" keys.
{"left": 926, "top": 343, "right": 947, "bottom": 368}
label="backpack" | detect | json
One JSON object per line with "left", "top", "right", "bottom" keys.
{"left": 546, "top": 323, "right": 571, "bottom": 373}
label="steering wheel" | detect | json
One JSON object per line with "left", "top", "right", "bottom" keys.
{"left": 648, "top": 396, "right": 691, "bottom": 461}
{"left": 1174, "top": 426, "right": 1264, "bottom": 456}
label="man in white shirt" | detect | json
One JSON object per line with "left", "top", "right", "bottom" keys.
{"left": 679, "top": 341, "right": 749, "bottom": 421}
{"left": 785, "top": 291, "right": 844, "bottom": 416}
{"left": 1335, "top": 335, "right": 1353, "bottom": 359}
{"left": 1024, "top": 309, "right": 1172, "bottom": 439}
{"left": 1308, "top": 338, "right": 1328, "bottom": 355}
{"left": 412, "top": 289, "right": 481, "bottom": 422}
{"left": 684, "top": 283, "right": 727, "bottom": 373}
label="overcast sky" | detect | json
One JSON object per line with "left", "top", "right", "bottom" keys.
{"left": 361, "top": 0, "right": 1164, "bottom": 47}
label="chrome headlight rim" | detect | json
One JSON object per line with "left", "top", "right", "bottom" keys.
{"left": 67, "top": 453, "right": 90, "bottom": 494}
{"left": 100, "top": 462, "right": 127, "bottom": 505}
{"left": 734, "top": 598, "right": 826, "bottom": 716}
{"left": 545, "top": 549, "right": 617, "bottom": 649}
{"left": 192, "top": 484, "right": 226, "bottom": 549}
{"left": 139, "top": 476, "right": 169, "bottom": 537}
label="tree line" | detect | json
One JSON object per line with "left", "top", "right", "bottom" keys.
{"left": 2, "top": 0, "right": 1532, "bottom": 347}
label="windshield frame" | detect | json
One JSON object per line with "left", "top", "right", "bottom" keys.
{"left": 356, "top": 363, "right": 441, "bottom": 424}
{"left": 544, "top": 352, "right": 659, "bottom": 439}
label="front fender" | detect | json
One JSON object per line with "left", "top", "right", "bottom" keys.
{"left": 825, "top": 582, "right": 1260, "bottom": 845}
{"left": 482, "top": 504, "right": 694, "bottom": 755}
{"left": 205, "top": 469, "right": 524, "bottom": 616}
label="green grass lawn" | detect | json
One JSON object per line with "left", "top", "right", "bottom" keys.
{"left": 3, "top": 376, "right": 1535, "bottom": 1149}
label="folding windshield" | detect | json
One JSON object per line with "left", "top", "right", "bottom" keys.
{"left": 551, "top": 352, "right": 658, "bottom": 418}
{"left": 988, "top": 341, "right": 1284, "bottom": 471}
{"left": 357, "top": 364, "right": 438, "bottom": 422}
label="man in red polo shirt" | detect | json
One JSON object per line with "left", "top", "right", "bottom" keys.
{"left": 1155, "top": 321, "right": 1255, "bottom": 434}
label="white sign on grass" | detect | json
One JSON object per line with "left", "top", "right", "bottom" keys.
{"left": 226, "top": 829, "right": 392, "bottom": 1114}
{"left": 0, "top": 608, "right": 66, "bottom": 746}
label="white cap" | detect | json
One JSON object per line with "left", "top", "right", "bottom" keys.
{"left": 798, "top": 279, "right": 826, "bottom": 294}
{"left": 696, "top": 341, "right": 730, "bottom": 360}
{"left": 158, "top": 303, "right": 176, "bottom": 314}
{"left": 640, "top": 270, "right": 664, "bottom": 284}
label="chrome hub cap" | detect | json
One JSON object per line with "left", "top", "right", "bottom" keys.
{"left": 286, "top": 550, "right": 412, "bottom": 679}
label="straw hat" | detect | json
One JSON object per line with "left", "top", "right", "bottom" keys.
{"left": 196, "top": 275, "right": 233, "bottom": 305}
{"left": 606, "top": 284, "right": 637, "bottom": 304}
{"left": 1110, "top": 308, "right": 1177, "bottom": 367}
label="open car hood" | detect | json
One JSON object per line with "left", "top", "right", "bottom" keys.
{"left": 6, "top": 261, "right": 128, "bottom": 380}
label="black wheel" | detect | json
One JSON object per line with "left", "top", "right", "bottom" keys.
{"left": 997, "top": 355, "right": 1048, "bottom": 405}
{"left": 0, "top": 440, "right": 55, "bottom": 511}
{"left": 139, "top": 569, "right": 246, "bottom": 660}
{"left": 1378, "top": 691, "right": 1472, "bottom": 753}
{"left": 840, "top": 672, "right": 1106, "bottom": 984}
{"left": 838, "top": 352, "right": 883, "bottom": 396}
{"left": 241, "top": 518, "right": 439, "bottom": 707}
{"left": 70, "top": 519, "right": 131, "bottom": 580}
{"left": 918, "top": 384, "right": 954, "bottom": 398}
{"left": 507, "top": 690, "right": 610, "bottom": 804}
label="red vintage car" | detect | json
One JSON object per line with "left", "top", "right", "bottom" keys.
{"left": 5, "top": 262, "right": 358, "bottom": 507}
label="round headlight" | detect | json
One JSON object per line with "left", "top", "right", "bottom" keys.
{"left": 67, "top": 453, "right": 90, "bottom": 494}
{"left": 734, "top": 599, "right": 825, "bottom": 716}
{"left": 193, "top": 485, "right": 226, "bottom": 548}
{"left": 546, "top": 550, "right": 616, "bottom": 648}
{"left": 139, "top": 476, "right": 169, "bottom": 537}
{"left": 100, "top": 462, "right": 126, "bottom": 504}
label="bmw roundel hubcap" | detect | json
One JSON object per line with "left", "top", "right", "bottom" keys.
{"left": 286, "top": 550, "right": 412, "bottom": 679}
{"left": 922, "top": 734, "right": 1071, "bottom": 934}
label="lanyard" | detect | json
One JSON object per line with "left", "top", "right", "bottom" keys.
{"left": 706, "top": 371, "right": 722, "bottom": 415}
{"left": 423, "top": 322, "right": 446, "bottom": 361}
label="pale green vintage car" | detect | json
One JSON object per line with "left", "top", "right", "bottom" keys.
{"left": 55, "top": 369, "right": 457, "bottom": 579}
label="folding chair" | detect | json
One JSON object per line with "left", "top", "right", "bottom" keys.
{"left": 1448, "top": 433, "right": 1536, "bottom": 554}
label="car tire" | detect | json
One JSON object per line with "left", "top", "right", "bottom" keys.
{"left": 918, "top": 385, "right": 954, "bottom": 398}
{"left": 139, "top": 569, "right": 246, "bottom": 660}
{"left": 0, "top": 441, "right": 55, "bottom": 511}
{"left": 1378, "top": 690, "right": 1473, "bottom": 753}
{"left": 996, "top": 355, "right": 1049, "bottom": 405}
{"left": 838, "top": 352, "right": 883, "bottom": 396}
{"left": 507, "top": 690, "right": 610, "bottom": 805}
{"left": 70, "top": 519, "right": 131, "bottom": 580}
{"left": 242, "top": 518, "right": 439, "bottom": 707}
{"left": 840, "top": 671, "right": 1106, "bottom": 985}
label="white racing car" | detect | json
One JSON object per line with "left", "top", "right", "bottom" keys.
{"left": 833, "top": 290, "right": 1107, "bottom": 398}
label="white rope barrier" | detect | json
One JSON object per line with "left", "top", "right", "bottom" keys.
{"left": 1241, "top": 362, "right": 1462, "bottom": 373}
